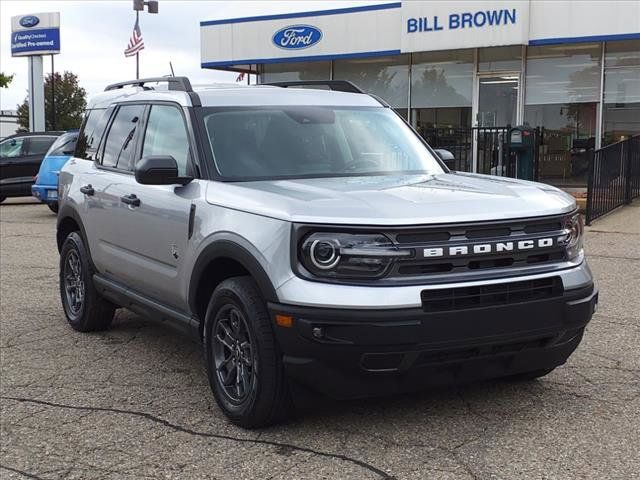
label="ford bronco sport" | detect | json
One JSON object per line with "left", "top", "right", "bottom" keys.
{"left": 57, "top": 77, "right": 597, "bottom": 428}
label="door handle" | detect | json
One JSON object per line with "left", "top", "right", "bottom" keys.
{"left": 80, "top": 184, "right": 94, "bottom": 196}
{"left": 120, "top": 193, "right": 140, "bottom": 207}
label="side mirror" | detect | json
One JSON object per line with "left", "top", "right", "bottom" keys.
{"left": 135, "top": 155, "right": 192, "bottom": 185}
{"left": 434, "top": 149, "right": 456, "bottom": 170}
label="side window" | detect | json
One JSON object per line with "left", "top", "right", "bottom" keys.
{"left": 142, "top": 105, "right": 190, "bottom": 176}
{"left": 46, "top": 132, "right": 78, "bottom": 157}
{"left": 75, "top": 108, "right": 108, "bottom": 160}
{"left": 0, "top": 137, "right": 25, "bottom": 159}
{"left": 26, "top": 137, "right": 57, "bottom": 156}
{"left": 100, "top": 104, "right": 145, "bottom": 171}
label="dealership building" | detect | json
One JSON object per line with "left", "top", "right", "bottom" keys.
{"left": 200, "top": 1, "right": 640, "bottom": 187}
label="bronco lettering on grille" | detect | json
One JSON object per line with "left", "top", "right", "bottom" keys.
{"left": 422, "top": 237, "right": 555, "bottom": 258}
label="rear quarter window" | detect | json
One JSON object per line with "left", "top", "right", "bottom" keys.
{"left": 75, "top": 108, "right": 108, "bottom": 160}
{"left": 46, "top": 132, "right": 78, "bottom": 157}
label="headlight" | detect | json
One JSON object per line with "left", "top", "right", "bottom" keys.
{"left": 560, "top": 213, "right": 584, "bottom": 260}
{"left": 300, "top": 232, "right": 411, "bottom": 279}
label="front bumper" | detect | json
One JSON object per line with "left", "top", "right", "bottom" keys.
{"left": 270, "top": 282, "right": 597, "bottom": 398}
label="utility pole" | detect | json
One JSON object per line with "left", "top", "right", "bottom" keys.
{"left": 132, "top": 0, "right": 158, "bottom": 80}
{"left": 136, "top": 10, "right": 139, "bottom": 79}
{"left": 51, "top": 54, "right": 56, "bottom": 130}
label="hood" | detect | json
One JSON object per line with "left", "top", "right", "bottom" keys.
{"left": 205, "top": 172, "right": 576, "bottom": 225}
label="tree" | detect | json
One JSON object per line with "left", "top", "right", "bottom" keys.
{"left": 17, "top": 71, "right": 87, "bottom": 131}
{"left": 0, "top": 72, "right": 13, "bottom": 88}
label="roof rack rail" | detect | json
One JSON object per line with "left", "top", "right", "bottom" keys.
{"left": 104, "top": 76, "right": 193, "bottom": 92}
{"left": 264, "top": 80, "right": 363, "bottom": 94}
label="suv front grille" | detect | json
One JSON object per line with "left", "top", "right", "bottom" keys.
{"left": 385, "top": 215, "right": 569, "bottom": 281}
{"left": 420, "top": 276, "right": 563, "bottom": 313}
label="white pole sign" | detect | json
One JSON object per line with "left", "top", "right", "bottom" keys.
{"left": 11, "top": 12, "right": 61, "bottom": 132}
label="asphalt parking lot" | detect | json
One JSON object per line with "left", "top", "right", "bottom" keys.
{"left": 1, "top": 198, "right": 639, "bottom": 480}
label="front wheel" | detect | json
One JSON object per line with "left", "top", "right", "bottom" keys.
{"left": 59, "top": 231, "right": 115, "bottom": 332}
{"left": 48, "top": 202, "right": 59, "bottom": 213}
{"left": 203, "top": 276, "right": 291, "bottom": 428}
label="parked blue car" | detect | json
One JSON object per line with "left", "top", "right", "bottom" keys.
{"left": 32, "top": 131, "right": 78, "bottom": 213}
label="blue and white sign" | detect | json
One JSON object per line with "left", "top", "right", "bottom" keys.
{"left": 401, "top": 1, "right": 529, "bottom": 53}
{"left": 11, "top": 12, "right": 60, "bottom": 57}
{"left": 11, "top": 29, "right": 60, "bottom": 56}
{"left": 272, "top": 25, "right": 322, "bottom": 50}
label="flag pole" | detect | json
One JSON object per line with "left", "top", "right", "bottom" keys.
{"left": 135, "top": 10, "right": 140, "bottom": 79}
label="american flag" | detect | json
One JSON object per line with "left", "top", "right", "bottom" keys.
{"left": 124, "top": 17, "right": 144, "bottom": 57}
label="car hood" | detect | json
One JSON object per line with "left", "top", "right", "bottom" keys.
{"left": 205, "top": 172, "right": 576, "bottom": 225}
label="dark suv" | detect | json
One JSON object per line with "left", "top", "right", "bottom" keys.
{"left": 0, "top": 131, "right": 63, "bottom": 203}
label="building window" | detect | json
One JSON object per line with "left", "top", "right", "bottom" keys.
{"left": 333, "top": 55, "right": 409, "bottom": 108}
{"left": 478, "top": 45, "right": 522, "bottom": 72}
{"left": 410, "top": 49, "right": 473, "bottom": 170}
{"left": 603, "top": 40, "right": 640, "bottom": 145}
{"left": 260, "top": 61, "right": 331, "bottom": 83}
{"left": 525, "top": 43, "right": 601, "bottom": 187}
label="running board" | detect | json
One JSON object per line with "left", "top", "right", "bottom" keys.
{"left": 93, "top": 274, "right": 200, "bottom": 341}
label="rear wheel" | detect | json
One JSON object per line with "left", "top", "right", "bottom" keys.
{"left": 48, "top": 202, "right": 59, "bottom": 213}
{"left": 59, "top": 231, "right": 115, "bottom": 332}
{"left": 203, "top": 276, "right": 291, "bottom": 428}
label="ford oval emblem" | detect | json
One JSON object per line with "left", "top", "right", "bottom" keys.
{"left": 272, "top": 25, "right": 322, "bottom": 50}
{"left": 19, "top": 15, "right": 40, "bottom": 28}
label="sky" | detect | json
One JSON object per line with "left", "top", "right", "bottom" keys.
{"left": 0, "top": 0, "right": 387, "bottom": 110}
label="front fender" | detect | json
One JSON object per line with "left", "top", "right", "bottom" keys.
{"left": 188, "top": 237, "right": 279, "bottom": 315}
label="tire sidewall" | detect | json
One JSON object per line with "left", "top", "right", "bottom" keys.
{"left": 60, "top": 232, "right": 89, "bottom": 327}
{"left": 203, "top": 279, "right": 276, "bottom": 425}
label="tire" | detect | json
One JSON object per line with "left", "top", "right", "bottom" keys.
{"left": 59, "top": 231, "right": 115, "bottom": 332}
{"left": 203, "top": 276, "right": 291, "bottom": 428}
{"left": 48, "top": 202, "right": 59, "bottom": 213}
{"left": 0, "top": 196, "right": 5, "bottom": 203}
{"left": 504, "top": 367, "right": 556, "bottom": 382}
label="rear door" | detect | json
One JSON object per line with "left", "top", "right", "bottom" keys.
{"left": 69, "top": 107, "right": 113, "bottom": 271}
{"left": 23, "top": 135, "right": 58, "bottom": 180}
{"left": 0, "top": 136, "right": 29, "bottom": 194}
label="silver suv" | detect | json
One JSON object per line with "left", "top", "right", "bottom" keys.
{"left": 57, "top": 77, "right": 597, "bottom": 428}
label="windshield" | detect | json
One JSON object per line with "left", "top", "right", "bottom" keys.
{"left": 202, "top": 107, "right": 444, "bottom": 180}
{"left": 46, "top": 132, "right": 78, "bottom": 157}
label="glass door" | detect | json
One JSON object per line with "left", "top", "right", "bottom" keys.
{"left": 472, "top": 73, "right": 521, "bottom": 174}
{"left": 477, "top": 74, "right": 519, "bottom": 127}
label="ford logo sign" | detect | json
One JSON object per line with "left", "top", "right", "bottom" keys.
{"left": 19, "top": 15, "right": 40, "bottom": 28}
{"left": 272, "top": 25, "right": 322, "bottom": 50}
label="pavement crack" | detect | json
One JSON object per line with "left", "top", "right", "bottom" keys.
{"left": 1, "top": 395, "right": 395, "bottom": 480}
{"left": 0, "top": 464, "right": 48, "bottom": 480}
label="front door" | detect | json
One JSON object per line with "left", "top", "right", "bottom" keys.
{"left": 94, "top": 102, "right": 195, "bottom": 310}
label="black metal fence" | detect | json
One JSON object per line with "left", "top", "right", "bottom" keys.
{"left": 586, "top": 134, "right": 640, "bottom": 224}
{"left": 422, "top": 127, "right": 473, "bottom": 172}
{"left": 423, "top": 126, "right": 541, "bottom": 180}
